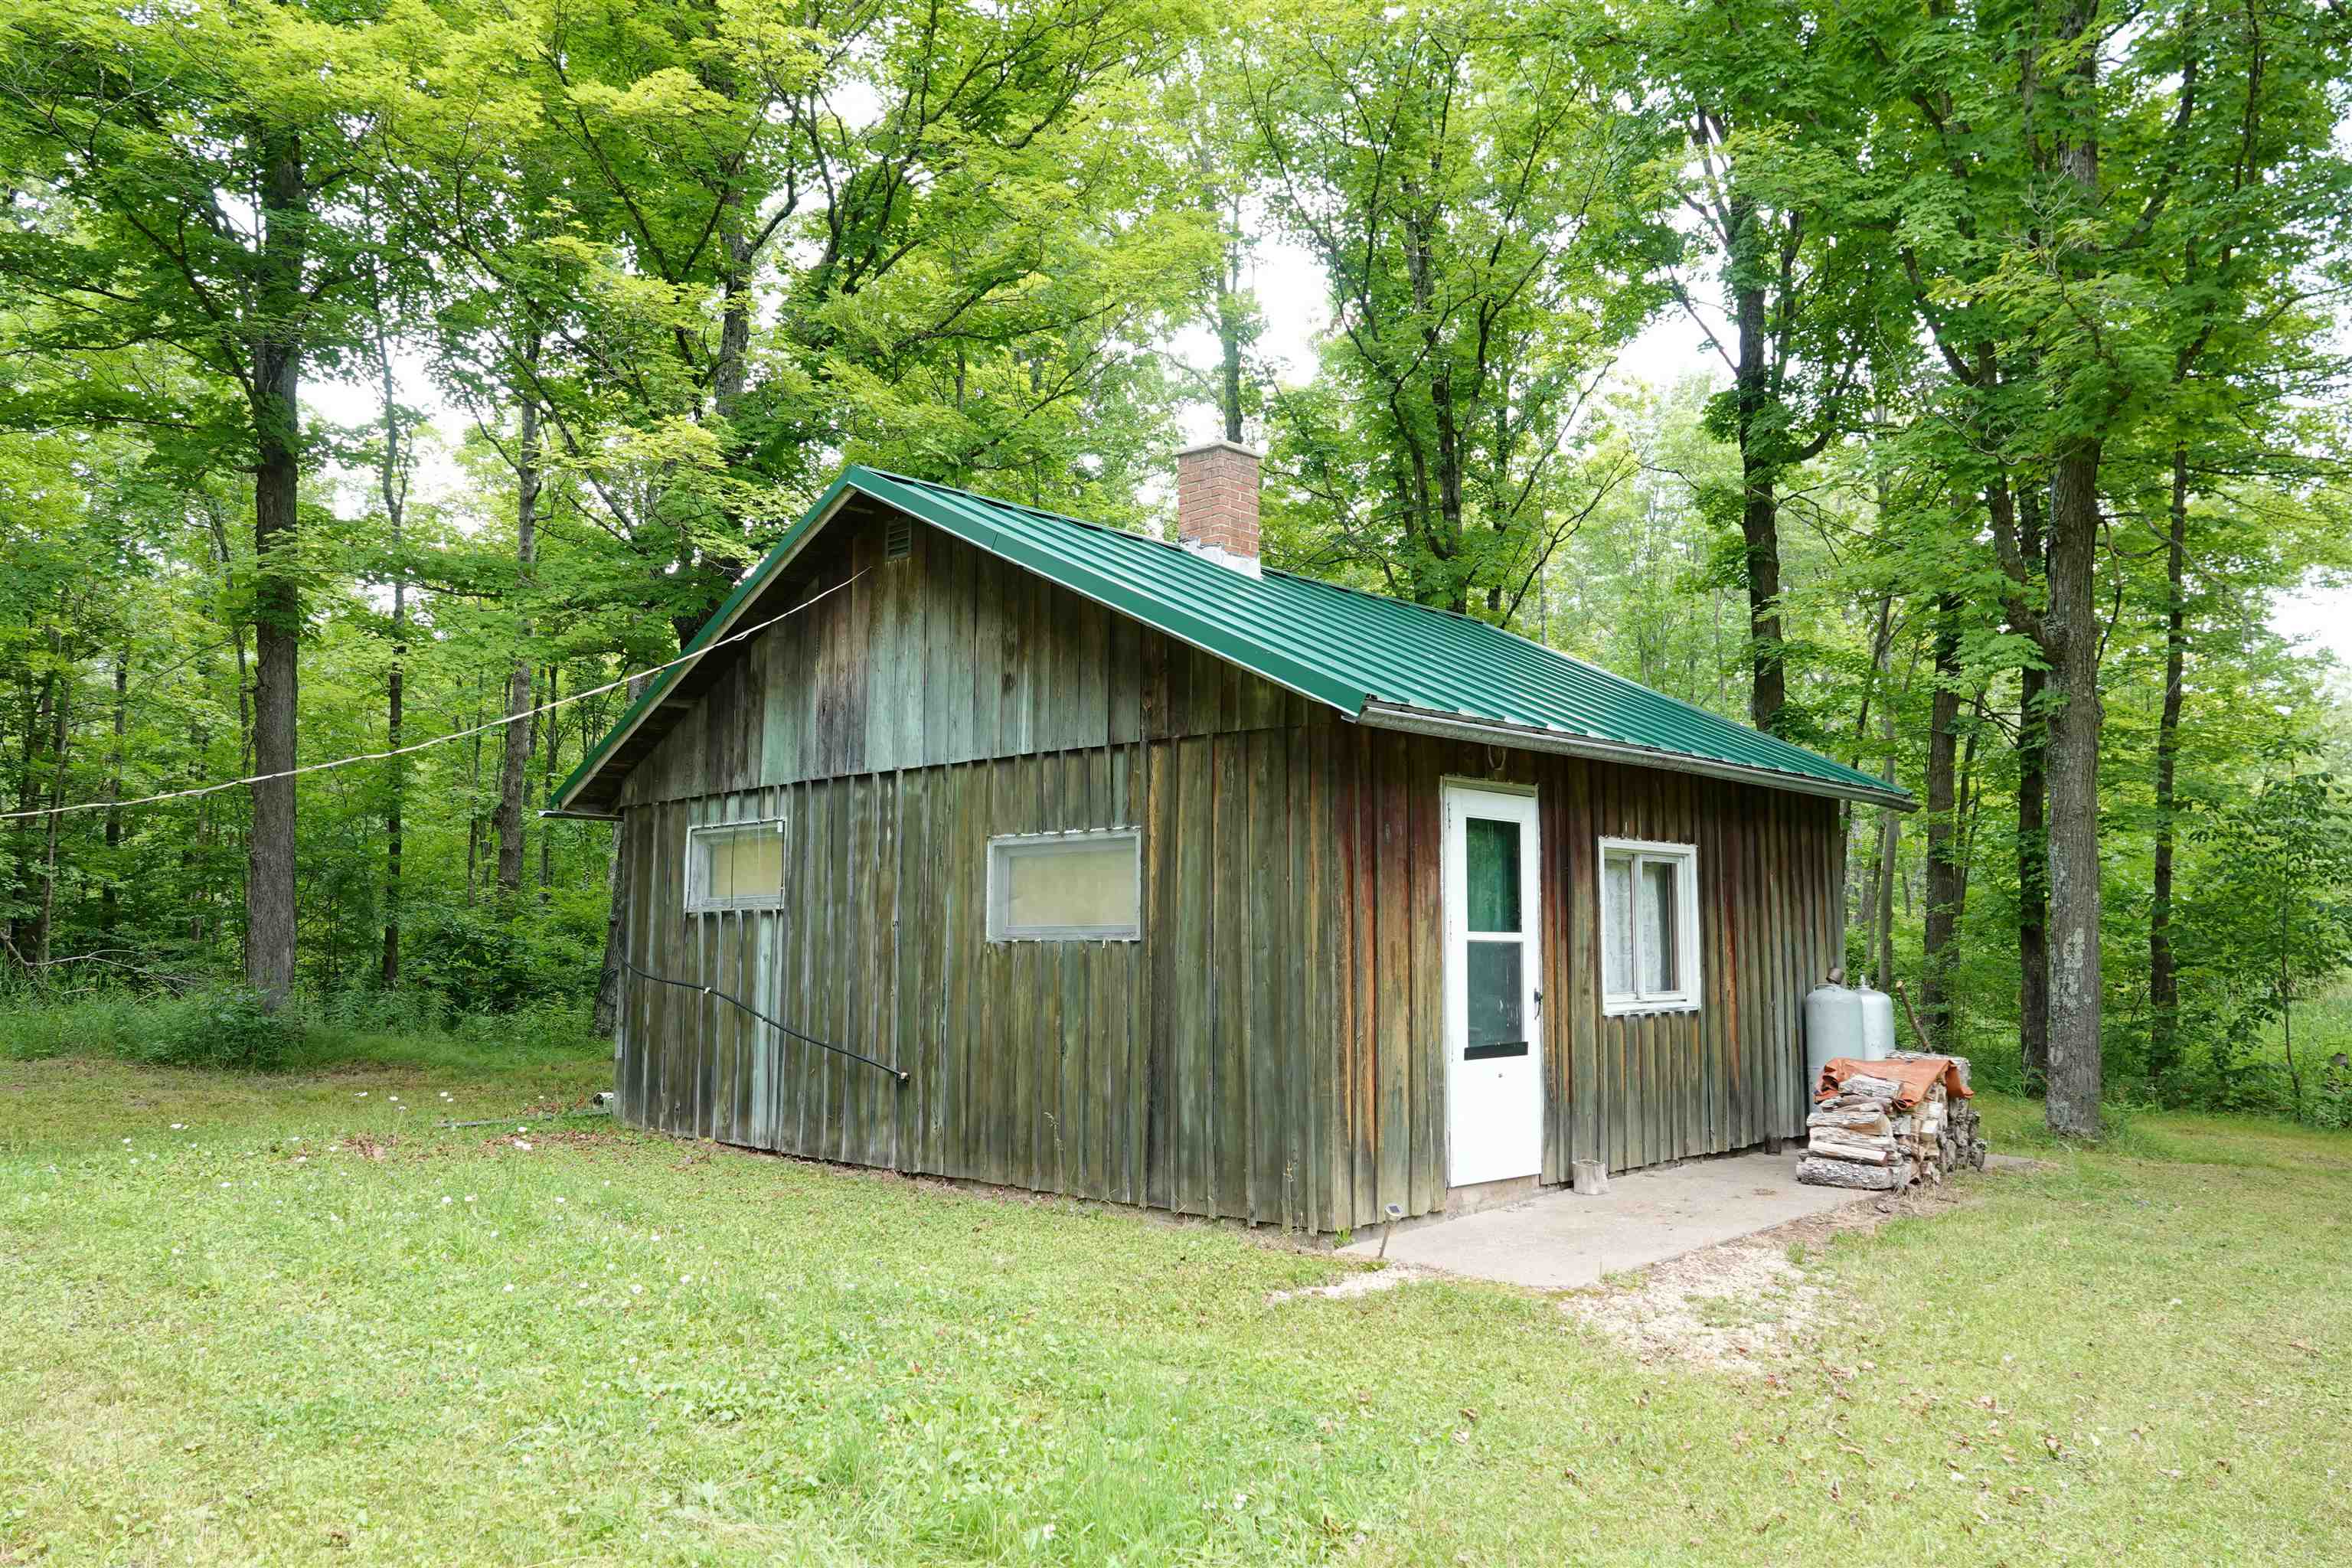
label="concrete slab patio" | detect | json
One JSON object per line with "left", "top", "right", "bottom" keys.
{"left": 1336, "top": 1150, "right": 1880, "bottom": 1291}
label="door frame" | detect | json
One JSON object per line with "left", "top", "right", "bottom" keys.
{"left": 1440, "top": 779, "right": 1544, "bottom": 1188}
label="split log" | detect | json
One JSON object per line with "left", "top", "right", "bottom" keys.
{"left": 1808, "top": 1129, "right": 1898, "bottom": 1165}
{"left": 1807, "top": 1108, "right": 1892, "bottom": 1134}
{"left": 1797, "top": 1155, "right": 1913, "bottom": 1191}
{"left": 1838, "top": 1073, "right": 1903, "bottom": 1099}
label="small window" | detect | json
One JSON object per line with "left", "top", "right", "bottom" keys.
{"left": 685, "top": 818, "right": 786, "bottom": 913}
{"left": 987, "top": 828, "right": 1142, "bottom": 942}
{"left": 1599, "top": 837, "right": 1699, "bottom": 1014}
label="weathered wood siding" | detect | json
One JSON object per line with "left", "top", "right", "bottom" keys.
{"left": 614, "top": 727, "right": 1349, "bottom": 1230}
{"left": 1319, "top": 733, "right": 1843, "bottom": 1229}
{"left": 611, "top": 505, "right": 1844, "bottom": 1232}
{"left": 619, "top": 506, "right": 1316, "bottom": 808}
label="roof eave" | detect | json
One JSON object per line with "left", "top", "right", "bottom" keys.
{"left": 1357, "top": 703, "right": 1919, "bottom": 812}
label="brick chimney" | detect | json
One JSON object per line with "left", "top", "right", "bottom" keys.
{"left": 1174, "top": 439, "right": 1263, "bottom": 577}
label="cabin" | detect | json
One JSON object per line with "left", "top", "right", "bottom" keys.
{"left": 550, "top": 443, "right": 1915, "bottom": 1233}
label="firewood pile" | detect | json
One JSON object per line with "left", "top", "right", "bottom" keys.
{"left": 1796, "top": 1053, "right": 1988, "bottom": 1191}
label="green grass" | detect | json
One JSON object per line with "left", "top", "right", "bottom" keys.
{"left": 4, "top": 1045, "right": 2349, "bottom": 1566}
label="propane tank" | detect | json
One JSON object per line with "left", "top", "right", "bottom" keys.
{"left": 1804, "top": 971, "right": 1864, "bottom": 1096}
{"left": 1854, "top": 982, "right": 1896, "bottom": 1061}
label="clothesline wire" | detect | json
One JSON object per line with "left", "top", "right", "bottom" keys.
{"left": 0, "top": 568, "right": 868, "bottom": 824}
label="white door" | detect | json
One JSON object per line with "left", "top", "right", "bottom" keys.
{"left": 1444, "top": 784, "right": 1544, "bottom": 1187}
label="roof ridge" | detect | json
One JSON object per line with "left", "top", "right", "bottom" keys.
{"left": 864, "top": 466, "right": 1181, "bottom": 550}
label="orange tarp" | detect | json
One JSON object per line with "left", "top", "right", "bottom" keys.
{"left": 1815, "top": 1055, "right": 1973, "bottom": 1109}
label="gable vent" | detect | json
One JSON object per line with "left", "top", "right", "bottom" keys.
{"left": 885, "top": 514, "right": 913, "bottom": 560}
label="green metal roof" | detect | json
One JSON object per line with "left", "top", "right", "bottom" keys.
{"left": 554, "top": 465, "right": 1915, "bottom": 813}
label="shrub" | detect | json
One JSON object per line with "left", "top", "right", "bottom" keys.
{"left": 0, "top": 994, "right": 142, "bottom": 1061}
{"left": 136, "top": 985, "right": 299, "bottom": 1071}
{"left": 400, "top": 890, "right": 606, "bottom": 1014}
{"left": 452, "top": 998, "right": 603, "bottom": 1058}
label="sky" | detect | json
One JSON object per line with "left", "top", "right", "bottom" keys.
{"left": 312, "top": 229, "right": 2352, "bottom": 675}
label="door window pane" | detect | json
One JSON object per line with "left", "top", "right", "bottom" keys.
{"left": 1603, "top": 857, "right": 1633, "bottom": 995}
{"left": 1640, "top": 857, "right": 1681, "bottom": 993}
{"left": 1465, "top": 938, "right": 1526, "bottom": 1057}
{"left": 1464, "top": 816, "right": 1521, "bottom": 933}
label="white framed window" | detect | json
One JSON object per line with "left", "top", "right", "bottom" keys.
{"left": 1599, "top": 837, "right": 1700, "bottom": 1015}
{"left": 684, "top": 817, "right": 787, "bottom": 913}
{"left": 987, "top": 828, "right": 1142, "bottom": 942}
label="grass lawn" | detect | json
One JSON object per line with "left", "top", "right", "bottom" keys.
{"left": 4, "top": 1037, "right": 2348, "bottom": 1566}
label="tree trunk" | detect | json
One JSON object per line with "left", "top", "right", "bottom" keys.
{"left": 2041, "top": 0, "right": 2105, "bottom": 1140}
{"left": 2017, "top": 659, "right": 2050, "bottom": 1089}
{"left": 29, "top": 630, "right": 67, "bottom": 977}
{"left": 1920, "top": 593, "right": 1965, "bottom": 1047}
{"left": 593, "top": 822, "right": 628, "bottom": 1040}
{"left": 466, "top": 675, "right": 485, "bottom": 900}
{"left": 2148, "top": 444, "right": 2189, "bottom": 1082}
{"left": 244, "top": 127, "right": 305, "bottom": 1010}
{"left": 1739, "top": 449, "right": 1787, "bottom": 736}
{"left": 1726, "top": 199, "right": 1788, "bottom": 737}
{"left": 492, "top": 381, "right": 542, "bottom": 897}
{"left": 538, "top": 664, "right": 557, "bottom": 902}
{"left": 34, "top": 676, "right": 66, "bottom": 978}
{"left": 2043, "top": 438, "right": 2105, "bottom": 1138}
{"left": 1990, "top": 472, "right": 2052, "bottom": 1088}
{"left": 378, "top": 321, "right": 407, "bottom": 991}
{"left": 103, "top": 648, "right": 126, "bottom": 934}
{"left": 1216, "top": 198, "right": 1248, "bottom": 443}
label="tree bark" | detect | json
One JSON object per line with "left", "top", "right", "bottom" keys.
{"left": 492, "top": 381, "right": 542, "bottom": 897}
{"left": 2017, "top": 658, "right": 2050, "bottom": 1089}
{"left": 1725, "top": 187, "right": 1790, "bottom": 737}
{"left": 244, "top": 126, "right": 305, "bottom": 1010}
{"left": 1920, "top": 593, "right": 1965, "bottom": 1047}
{"left": 103, "top": 648, "right": 126, "bottom": 934}
{"left": 2040, "top": 0, "right": 2106, "bottom": 1140}
{"left": 593, "top": 822, "right": 628, "bottom": 1039}
{"left": 2148, "top": 443, "right": 2189, "bottom": 1081}
{"left": 377, "top": 319, "right": 407, "bottom": 990}
{"left": 34, "top": 670, "right": 66, "bottom": 978}
{"left": 538, "top": 665, "right": 557, "bottom": 902}
{"left": 1216, "top": 198, "right": 1248, "bottom": 443}
{"left": 28, "top": 629, "right": 68, "bottom": 977}
{"left": 2043, "top": 437, "right": 2105, "bottom": 1138}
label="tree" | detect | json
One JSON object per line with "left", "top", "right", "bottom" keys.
{"left": 2184, "top": 768, "right": 2352, "bottom": 1116}
{"left": 1245, "top": 0, "right": 1669, "bottom": 615}
{"left": 1635, "top": 0, "right": 1897, "bottom": 737}
{"left": 1864, "top": 0, "right": 2352, "bottom": 1135}
{"left": 0, "top": 0, "right": 428, "bottom": 1004}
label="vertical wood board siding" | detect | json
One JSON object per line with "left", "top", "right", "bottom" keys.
{"left": 611, "top": 513, "right": 1845, "bottom": 1233}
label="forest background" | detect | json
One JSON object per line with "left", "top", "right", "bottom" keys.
{"left": 6, "top": 0, "right": 2352, "bottom": 1135}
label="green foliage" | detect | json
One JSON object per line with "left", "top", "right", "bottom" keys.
{"left": 400, "top": 892, "right": 611, "bottom": 1015}
{"left": 137, "top": 986, "right": 301, "bottom": 1073}
{"left": 2, "top": 0, "right": 2351, "bottom": 1139}
{"left": 1247, "top": 0, "right": 1674, "bottom": 613}
{"left": 2178, "top": 772, "right": 2352, "bottom": 1112}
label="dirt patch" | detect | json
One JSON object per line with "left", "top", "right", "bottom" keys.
{"left": 1266, "top": 1264, "right": 1433, "bottom": 1305}
{"left": 1563, "top": 1180, "right": 1979, "bottom": 1374}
